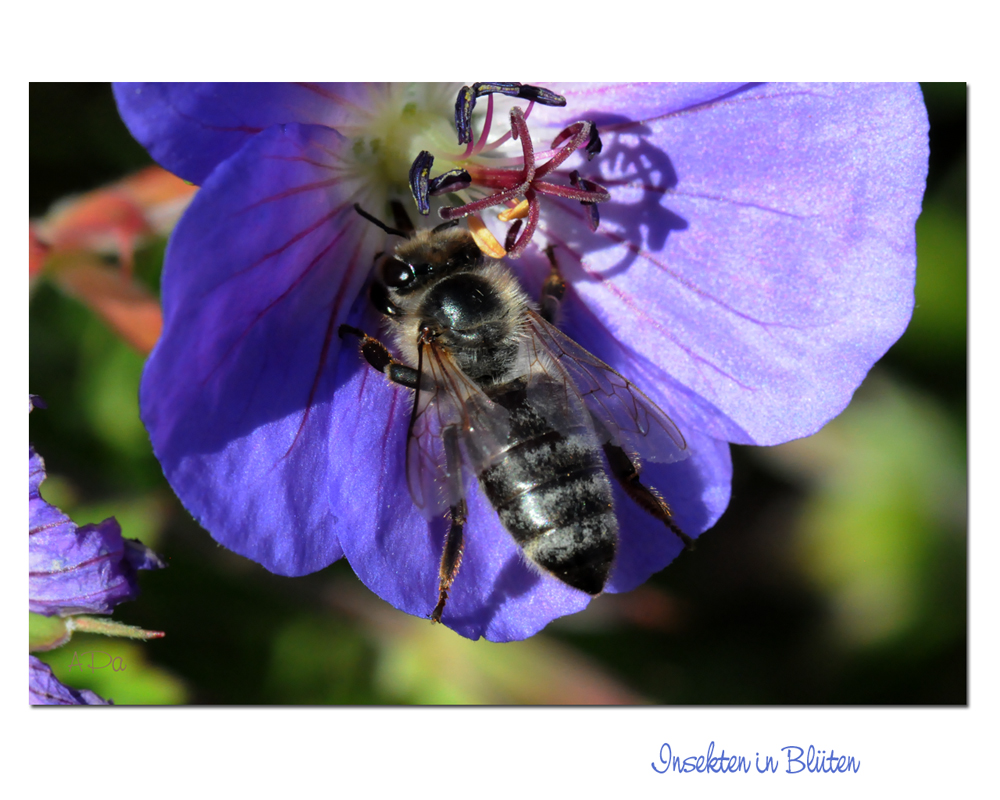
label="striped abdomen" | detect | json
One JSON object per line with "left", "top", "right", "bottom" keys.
{"left": 479, "top": 380, "right": 618, "bottom": 595}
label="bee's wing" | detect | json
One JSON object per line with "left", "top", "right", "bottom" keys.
{"left": 405, "top": 339, "right": 510, "bottom": 518}
{"left": 523, "top": 309, "right": 688, "bottom": 464}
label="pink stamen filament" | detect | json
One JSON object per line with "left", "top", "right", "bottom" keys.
{"left": 478, "top": 100, "right": 534, "bottom": 153}
{"left": 533, "top": 182, "right": 609, "bottom": 203}
{"left": 506, "top": 188, "right": 540, "bottom": 258}
{"left": 534, "top": 121, "right": 592, "bottom": 180}
{"left": 435, "top": 102, "right": 609, "bottom": 254}
{"left": 471, "top": 94, "right": 494, "bottom": 157}
{"left": 440, "top": 107, "right": 536, "bottom": 221}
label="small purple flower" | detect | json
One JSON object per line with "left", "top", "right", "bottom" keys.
{"left": 29, "top": 655, "right": 111, "bottom": 705}
{"left": 114, "top": 83, "right": 928, "bottom": 641}
{"left": 30, "top": 404, "right": 165, "bottom": 616}
{"left": 29, "top": 396, "right": 164, "bottom": 704}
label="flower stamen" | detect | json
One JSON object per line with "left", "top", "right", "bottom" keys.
{"left": 454, "top": 82, "right": 566, "bottom": 146}
{"left": 471, "top": 94, "right": 494, "bottom": 157}
{"left": 498, "top": 199, "right": 530, "bottom": 222}
{"left": 438, "top": 106, "right": 536, "bottom": 222}
{"left": 467, "top": 215, "right": 507, "bottom": 258}
{"left": 409, "top": 83, "right": 611, "bottom": 256}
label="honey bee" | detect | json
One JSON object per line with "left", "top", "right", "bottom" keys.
{"left": 340, "top": 206, "right": 692, "bottom": 622}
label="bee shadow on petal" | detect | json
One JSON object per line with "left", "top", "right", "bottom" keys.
{"left": 443, "top": 550, "right": 546, "bottom": 638}
{"left": 563, "top": 114, "right": 689, "bottom": 281}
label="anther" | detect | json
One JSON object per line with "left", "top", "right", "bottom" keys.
{"left": 438, "top": 106, "right": 536, "bottom": 223}
{"left": 570, "top": 171, "right": 602, "bottom": 232}
{"left": 455, "top": 86, "right": 477, "bottom": 145}
{"left": 585, "top": 123, "right": 603, "bottom": 160}
{"left": 498, "top": 199, "right": 530, "bottom": 222}
{"left": 416, "top": 84, "right": 611, "bottom": 255}
{"left": 468, "top": 215, "right": 506, "bottom": 258}
{"left": 428, "top": 168, "right": 472, "bottom": 196}
{"left": 408, "top": 151, "right": 434, "bottom": 216}
{"left": 454, "top": 83, "right": 567, "bottom": 146}
{"left": 504, "top": 219, "right": 522, "bottom": 253}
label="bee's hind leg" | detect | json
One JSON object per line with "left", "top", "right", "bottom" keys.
{"left": 602, "top": 441, "right": 695, "bottom": 551}
{"left": 432, "top": 496, "right": 467, "bottom": 623}
{"left": 432, "top": 425, "right": 467, "bottom": 623}
{"left": 539, "top": 245, "right": 567, "bottom": 325}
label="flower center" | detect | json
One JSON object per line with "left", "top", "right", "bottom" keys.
{"left": 342, "top": 85, "right": 458, "bottom": 208}
{"left": 407, "top": 83, "right": 611, "bottom": 258}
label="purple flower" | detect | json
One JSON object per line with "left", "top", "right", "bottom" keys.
{"left": 29, "top": 396, "right": 164, "bottom": 703}
{"left": 29, "top": 655, "right": 111, "bottom": 705}
{"left": 114, "top": 83, "right": 928, "bottom": 642}
{"left": 30, "top": 400, "right": 165, "bottom": 616}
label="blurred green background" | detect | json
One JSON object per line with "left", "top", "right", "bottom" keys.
{"left": 28, "top": 83, "right": 966, "bottom": 704}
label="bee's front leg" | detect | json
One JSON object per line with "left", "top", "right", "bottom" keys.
{"left": 338, "top": 324, "right": 419, "bottom": 389}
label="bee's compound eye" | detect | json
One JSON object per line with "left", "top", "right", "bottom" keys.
{"left": 384, "top": 258, "right": 414, "bottom": 288}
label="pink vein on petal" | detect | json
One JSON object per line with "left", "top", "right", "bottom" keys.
{"left": 281, "top": 234, "right": 368, "bottom": 461}
{"left": 237, "top": 176, "right": 342, "bottom": 212}
{"left": 164, "top": 96, "right": 265, "bottom": 137}
{"left": 603, "top": 179, "right": 810, "bottom": 221}
{"left": 292, "top": 83, "right": 375, "bottom": 117}
{"left": 598, "top": 87, "right": 832, "bottom": 135}
{"left": 199, "top": 202, "right": 351, "bottom": 297}
{"left": 379, "top": 389, "right": 403, "bottom": 498}
{"left": 29, "top": 545, "right": 123, "bottom": 576}
{"left": 557, "top": 201, "right": 800, "bottom": 332}
{"left": 545, "top": 227, "right": 757, "bottom": 394}
{"left": 261, "top": 154, "right": 345, "bottom": 173}
{"left": 199, "top": 223, "right": 354, "bottom": 389}
{"left": 29, "top": 518, "right": 71, "bottom": 536}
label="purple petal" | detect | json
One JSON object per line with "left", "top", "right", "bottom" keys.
{"left": 123, "top": 539, "right": 167, "bottom": 572}
{"left": 29, "top": 445, "right": 72, "bottom": 537}
{"left": 29, "top": 656, "right": 111, "bottom": 705}
{"left": 141, "top": 123, "right": 383, "bottom": 576}
{"left": 113, "top": 82, "right": 389, "bottom": 184}
{"left": 542, "top": 82, "right": 761, "bottom": 127}
{"left": 29, "top": 445, "right": 164, "bottom": 616}
{"left": 29, "top": 515, "right": 150, "bottom": 616}
{"left": 529, "top": 83, "right": 927, "bottom": 445}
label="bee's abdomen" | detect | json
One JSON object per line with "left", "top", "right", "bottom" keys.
{"left": 480, "top": 420, "right": 618, "bottom": 596}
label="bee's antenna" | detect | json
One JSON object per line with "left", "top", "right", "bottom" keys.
{"left": 353, "top": 204, "right": 409, "bottom": 238}
{"left": 389, "top": 200, "right": 415, "bottom": 236}
{"left": 431, "top": 219, "right": 460, "bottom": 234}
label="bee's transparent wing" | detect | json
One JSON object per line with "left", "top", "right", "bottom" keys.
{"left": 523, "top": 310, "right": 688, "bottom": 464}
{"left": 405, "top": 340, "right": 510, "bottom": 519}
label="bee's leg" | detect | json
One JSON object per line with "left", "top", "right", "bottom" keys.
{"left": 432, "top": 497, "right": 467, "bottom": 623}
{"left": 432, "top": 425, "right": 466, "bottom": 623}
{"left": 539, "top": 245, "right": 567, "bottom": 325}
{"left": 338, "top": 325, "right": 419, "bottom": 389}
{"left": 602, "top": 442, "right": 695, "bottom": 551}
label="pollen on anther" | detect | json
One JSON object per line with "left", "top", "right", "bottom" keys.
{"left": 467, "top": 215, "right": 507, "bottom": 258}
{"left": 498, "top": 199, "right": 530, "bottom": 222}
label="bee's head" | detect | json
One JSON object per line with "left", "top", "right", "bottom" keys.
{"left": 355, "top": 204, "right": 487, "bottom": 318}
{"left": 380, "top": 225, "right": 481, "bottom": 295}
